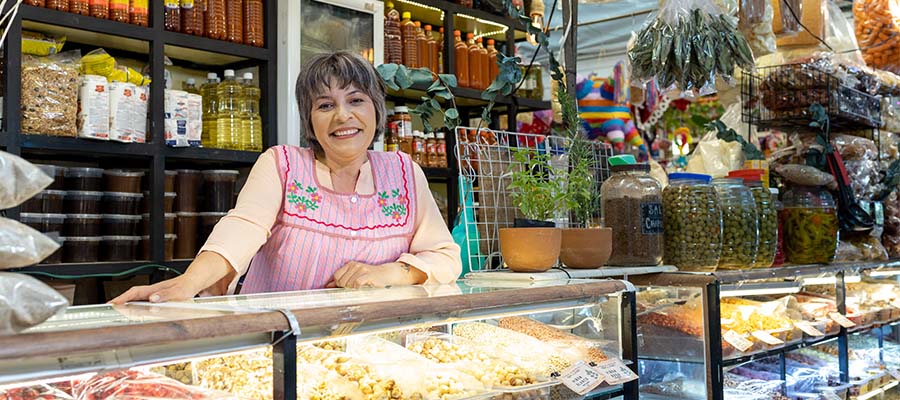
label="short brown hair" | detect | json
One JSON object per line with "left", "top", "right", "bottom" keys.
{"left": 295, "top": 52, "right": 386, "bottom": 153}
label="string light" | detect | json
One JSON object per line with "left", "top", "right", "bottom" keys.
{"left": 395, "top": 0, "right": 445, "bottom": 20}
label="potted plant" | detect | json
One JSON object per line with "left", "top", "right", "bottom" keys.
{"left": 501, "top": 148, "right": 565, "bottom": 272}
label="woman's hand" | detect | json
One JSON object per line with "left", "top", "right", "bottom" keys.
{"left": 109, "top": 275, "right": 202, "bottom": 304}
{"left": 109, "top": 251, "right": 236, "bottom": 304}
{"left": 326, "top": 261, "right": 427, "bottom": 289}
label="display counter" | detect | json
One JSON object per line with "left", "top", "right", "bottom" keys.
{"left": 631, "top": 261, "right": 900, "bottom": 400}
{"left": 0, "top": 279, "right": 637, "bottom": 400}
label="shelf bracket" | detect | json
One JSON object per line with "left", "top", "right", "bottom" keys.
{"left": 271, "top": 308, "right": 301, "bottom": 400}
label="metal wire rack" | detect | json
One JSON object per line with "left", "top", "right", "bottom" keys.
{"left": 455, "top": 127, "right": 613, "bottom": 271}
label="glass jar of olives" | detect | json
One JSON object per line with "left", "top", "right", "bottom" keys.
{"left": 601, "top": 163, "right": 664, "bottom": 266}
{"left": 728, "top": 169, "right": 778, "bottom": 268}
{"left": 781, "top": 184, "right": 839, "bottom": 264}
{"left": 712, "top": 178, "right": 759, "bottom": 270}
{"left": 663, "top": 173, "right": 723, "bottom": 272}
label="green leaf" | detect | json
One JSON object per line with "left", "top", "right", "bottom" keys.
{"left": 481, "top": 108, "right": 492, "bottom": 126}
{"left": 376, "top": 63, "right": 399, "bottom": 82}
{"left": 444, "top": 114, "right": 460, "bottom": 131}
{"left": 423, "top": 119, "right": 433, "bottom": 133}
{"left": 409, "top": 68, "right": 435, "bottom": 86}
{"left": 445, "top": 108, "right": 459, "bottom": 119}
{"left": 427, "top": 79, "right": 444, "bottom": 93}
{"left": 395, "top": 65, "right": 413, "bottom": 89}
{"left": 430, "top": 98, "right": 441, "bottom": 110}
{"left": 438, "top": 74, "right": 458, "bottom": 88}
{"left": 434, "top": 90, "right": 453, "bottom": 100}
{"left": 383, "top": 80, "right": 400, "bottom": 91}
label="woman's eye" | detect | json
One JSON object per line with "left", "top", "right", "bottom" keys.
{"left": 350, "top": 98, "right": 365, "bottom": 105}
{"left": 317, "top": 103, "right": 334, "bottom": 110}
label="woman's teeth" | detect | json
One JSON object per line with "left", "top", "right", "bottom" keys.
{"left": 332, "top": 129, "right": 359, "bottom": 137}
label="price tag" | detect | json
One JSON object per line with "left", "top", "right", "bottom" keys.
{"left": 889, "top": 368, "right": 900, "bottom": 381}
{"left": 558, "top": 361, "right": 604, "bottom": 395}
{"left": 794, "top": 321, "right": 826, "bottom": 337}
{"left": 752, "top": 330, "right": 785, "bottom": 345}
{"left": 723, "top": 330, "right": 754, "bottom": 352}
{"left": 592, "top": 358, "right": 639, "bottom": 385}
{"left": 57, "top": 352, "right": 118, "bottom": 371}
{"left": 829, "top": 312, "right": 857, "bottom": 328}
{"left": 821, "top": 390, "right": 842, "bottom": 400}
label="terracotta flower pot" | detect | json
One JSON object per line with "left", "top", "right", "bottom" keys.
{"left": 499, "top": 227, "right": 561, "bottom": 272}
{"left": 560, "top": 227, "right": 612, "bottom": 269}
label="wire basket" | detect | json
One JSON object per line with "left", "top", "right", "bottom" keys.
{"left": 454, "top": 127, "right": 613, "bottom": 271}
{"left": 741, "top": 63, "right": 882, "bottom": 133}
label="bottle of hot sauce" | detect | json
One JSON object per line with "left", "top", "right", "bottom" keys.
{"left": 467, "top": 33, "right": 482, "bottom": 90}
{"left": 453, "top": 30, "right": 469, "bottom": 88}
{"left": 487, "top": 39, "right": 499, "bottom": 85}
{"left": 477, "top": 37, "right": 490, "bottom": 90}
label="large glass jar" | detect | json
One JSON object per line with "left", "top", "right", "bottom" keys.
{"left": 728, "top": 170, "right": 777, "bottom": 268}
{"left": 772, "top": 188, "right": 786, "bottom": 266}
{"left": 663, "top": 173, "right": 723, "bottom": 271}
{"left": 781, "top": 184, "right": 839, "bottom": 264}
{"left": 712, "top": 178, "right": 759, "bottom": 270}
{"left": 601, "top": 164, "right": 663, "bottom": 266}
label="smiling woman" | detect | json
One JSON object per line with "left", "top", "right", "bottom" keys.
{"left": 112, "top": 52, "right": 462, "bottom": 304}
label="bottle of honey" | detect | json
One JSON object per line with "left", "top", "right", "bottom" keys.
{"left": 477, "top": 37, "right": 490, "bottom": 90}
{"left": 437, "top": 27, "right": 445, "bottom": 74}
{"left": 487, "top": 39, "right": 499, "bottom": 85}
{"left": 414, "top": 21, "right": 426, "bottom": 70}
{"left": 453, "top": 31, "right": 469, "bottom": 88}
{"left": 422, "top": 25, "right": 436, "bottom": 71}
{"left": 400, "top": 12, "right": 418, "bottom": 68}
{"left": 467, "top": 33, "right": 482, "bottom": 90}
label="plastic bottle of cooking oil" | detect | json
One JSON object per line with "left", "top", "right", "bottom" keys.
{"left": 201, "top": 73, "right": 219, "bottom": 148}
{"left": 182, "top": 78, "right": 200, "bottom": 94}
{"left": 240, "top": 72, "right": 263, "bottom": 152}
{"left": 216, "top": 69, "right": 242, "bottom": 149}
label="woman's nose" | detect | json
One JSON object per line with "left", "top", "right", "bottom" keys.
{"left": 335, "top": 103, "right": 352, "bottom": 121}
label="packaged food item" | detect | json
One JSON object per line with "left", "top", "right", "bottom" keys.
{"left": 165, "top": 0, "right": 181, "bottom": 31}
{"left": 130, "top": 0, "right": 148, "bottom": 26}
{"left": 109, "top": 0, "right": 129, "bottom": 22}
{"left": 21, "top": 190, "right": 67, "bottom": 214}
{"left": 100, "top": 235, "right": 139, "bottom": 261}
{"left": 0, "top": 217, "right": 61, "bottom": 269}
{"left": 103, "top": 169, "right": 143, "bottom": 193}
{"left": 175, "top": 169, "right": 201, "bottom": 211}
{"left": 202, "top": 170, "right": 239, "bottom": 212}
{"left": 175, "top": 212, "right": 198, "bottom": 258}
{"left": 43, "top": 237, "right": 65, "bottom": 264}
{"left": 883, "top": 192, "right": 900, "bottom": 257}
{"left": 225, "top": 0, "right": 242, "bottom": 43}
{"left": 64, "top": 214, "right": 102, "bottom": 236}
{"left": 74, "top": 369, "right": 243, "bottom": 399}
{"left": 20, "top": 213, "right": 66, "bottom": 235}
{"left": 108, "top": 81, "right": 136, "bottom": 143}
{"left": 22, "top": 31, "right": 66, "bottom": 57}
{"left": 164, "top": 170, "right": 177, "bottom": 192}
{"left": 90, "top": 0, "right": 109, "bottom": 19}
{"left": 132, "top": 85, "right": 148, "bottom": 143}
{"left": 36, "top": 164, "right": 66, "bottom": 191}
{"left": 102, "top": 192, "right": 142, "bottom": 214}
{"left": 78, "top": 75, "right": 110, "bottom": 140}
{"left": 205, "top": 0, "right": 227, "bottom": 40}
{"left": 781, "top": 184, "right": 839, "bottom": 264}
{"left": 497, "top": 316, "right": 609, "bottom": 363}
{"left": 64, "top": 167, "right": 103, "bottom": 191}
{"left": 101, "top": 214, "right": 140, "bottom": 236}
{"left": 739, "top": 0, "right": 776, "bottom": 56}
{"left": 854, "top": 0, "right": 900, "bottom": 74}
{"left": 243, "top": 0, "right": 263, "bottom": 47}
{"left": 181, "top": 0, "right": 203, "bottom": 35}
{"left": 0, "top": 273, "right": 68, "bottom": 334}
{"left": 21, "top": 52, "right": 80, "bottom": 137}
{"left": 774, "top": 163, "right": 837, "bottom": 189}
{"left": 713, "top": 178, "right": 759, "bottom": 269}
{"left": 187, "top": 93, "right": 203, "bottom": 147}
{"left": 46, "top": 0, "right": 69, "bottom": 11}
{"left": 600, "top": 163, "right": 664, "bottom": 266}
{"left": 61, "top": 236, "right": 101, "bottom": 262}
{"left": 663, "top": 173, "right": 723, "bottom": 271}
{"left": 165, "top": 89, "right": 190, "bottom": 147}
{"left": 64, "top": 191, "right": 103, "bottom": 214}
{"left": 141, "top": 191, "right": 177, "bottom": 213}
{"left": 70, "top": 0, "right": 90, "bottom": 14}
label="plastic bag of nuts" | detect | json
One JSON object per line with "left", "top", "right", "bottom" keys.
{"left": 21, "top": 51, "right": 81, "bottom": 137}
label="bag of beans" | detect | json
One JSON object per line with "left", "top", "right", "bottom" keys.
{"left": 0, "top": 272, "right": 68, "bottom": 335}
{"left": 0, "top": 217, "right": 60, "bottom": 269}
{"left": 0, "top": 150, "right": 53, "bottom": 209}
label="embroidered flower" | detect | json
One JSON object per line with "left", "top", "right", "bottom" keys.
{"left": 297, "top": 203, "right": 308, "bottom": 212}
{"left": 288, "top": 182, "right": 300, "bottom": 195}
{"left": 286, "top": 182, "right": 321, "bottom": 213}
{"left": 392, "top": 211, "right": 402, "bottom": 221}
{"left": 310, "top": 192, "right": 322, "bottom": 203}
{"left": 377, "top": 198, "right": 388, "bottom": 207}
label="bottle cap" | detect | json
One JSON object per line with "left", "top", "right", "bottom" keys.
{"left": 454, "top": 30, "right": 461, "bottom": 36}
{"left": 727, "top": 169, "right": 765, "bottom": 182}
{"left": 414, "top": 21, "right": 421, "bottom": 27}
{"left": 467, "top": 33, "right": 474, "bottom": 39}
{"left": 608, "top": 154, "right": 636, "bottom": 166}
{"left": 425, "top": 25, "right": 432, "bottom": 31}
{"left": 402, "top": 12, "right": 411, "bottom": 19}
{"left": 243, "top": 72, "right": 253, "bottom": 81}
{"left": 207, "top": 72, "right": 217, "bottom": 80}
{"left": 223, "top": 69, "right": 235, "bottom": 77}
{"left": 669, "top": 172, "right": 713, "bottom": 183}
{"left": 440, "top": 27, "right": 444, "bottom": 33}
{"left": 436, "top": 131, "right": 445, "bottom": 139}
{"left": 476, "top": 37, "right": 483, "bottom": 43}
{"left": 488, "top": 39, "right": 495, "bottom": 45}
{"left": 395, "top": 106, "right": 409, "bottom": 113}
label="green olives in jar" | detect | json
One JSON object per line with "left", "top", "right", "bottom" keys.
{"left": 713, "top": 178, "right": 759, "bottom": 270}
{"left": 727, "top": 169, "right": 777, "bottom": 268}
{"left": 663, "top": 173, "right": 723, "bottom": 271}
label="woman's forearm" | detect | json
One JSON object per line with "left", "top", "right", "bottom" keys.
{"left": 181, "top": 251, "right": 237, "bottom": 295}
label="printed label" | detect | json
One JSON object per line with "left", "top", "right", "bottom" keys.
{"left": 829, "top": 312, "right": 856, "bottom": 328}
{"left": 723, "top": 330, "right": 754, "bottom": 352}
{"left": 641, "top": 202, "right": 663, "bottom": 234}
{"left": 794, "top": 321, "right": 826, "bottom": 337}
{"left": 558, "top": 361, "right": 604, "bottom": 395}
{"left": 889, "top": 368, "right": 900, "bottom": 381}
{"left": 592, "top": 359, "right": 639, "bottom": 385}
{"left": 752, "top": 330, "right": 785, "bottom": 345}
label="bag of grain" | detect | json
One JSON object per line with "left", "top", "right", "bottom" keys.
{"left": 132, "top": 85, "right": 149, "bottom": 143}
{"left": 186, "top": 93, "right": 203, "bottom": 147}
{"left": 77, "top": 75, "right": 109, "bottom": 140}
{"left": 165, "top": 89, "right": 190, "bottom": 147}
{"left": 108, "top": 81, "right": 136, "bottom": 143}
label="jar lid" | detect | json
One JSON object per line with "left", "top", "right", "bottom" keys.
{"left": 102, "top": 214, "right": 142, "bottom": 221}
{"left": 104, "top": 169, "right": 145, "bottom": 177}
{"left": 165, "top": 213, "right": 177, "bottom": 218}
{"left": 21, "top": 213, "right": 66, "bottom": 220}
{"left": 61, "top": 236, "right": 103, "bottom": 242}
{"left": 40, "top": 190, "right": 68, "bottom": 196}
{"left": 101, "top": 236, "right": 141, "bottom": 241}
{"left": 611, "top": 164, "right": 650, "bottom": 173}
{"left": 202, "top": 170, "right": 240, "bottom": 175}
{"left": 104, "top": 192, "right": 144, "bottom": 198}
{"left": 175, "top": 169, "right": 201, "bottom": 174}
{"left": 66, "top": 213, "right": 103, "bottom": 219}
{"left": 395, "top": 106, "right": 409, "bottom": 113}
{"left": 165, "top": 170, "right": 178, "bottom": 176}
{"left": 727, "top": 169, "right": 764, "bottom": 182}
{"left": 37, "top": 164, "right": 65, "bottom": 175}
{"left": 668, "top": 172, "right": 712, "bottom": 183}
{"left": 770, "top": 188, "right": 779, "bottom": 195}
{"left": 711, "top": 177, "right": 745, "bottom": 186}
{"left": 165, "top": 192, "right": 177, "bottom": 197}
{"left": 65, "top": 167, "right": 104, "bottom": 177}
{"left": 198, "top": 212, "right": 229, "bottom": 216}
{"left": 176, "top": 212, "right": 200, "bottom": 216}
{"left": 67, "top": 190, "right": 104, "bottom": 197}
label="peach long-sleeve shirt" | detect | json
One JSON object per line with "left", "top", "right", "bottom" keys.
{"left": 199, "top": 148, "right": 462, "bottom": 294}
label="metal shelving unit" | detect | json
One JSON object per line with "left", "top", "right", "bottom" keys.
{"left": 2, "top": 3, "right": 277, "bottom": 281}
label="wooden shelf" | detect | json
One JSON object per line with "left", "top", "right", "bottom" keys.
{"left": 19, "top": 135, "right": 155, "bottom": 157}
{"left": 164, "top": 146, "right": 263, "bottom": 165}
{"left": 20, "top": 5, "right": 154, "bottom": 41}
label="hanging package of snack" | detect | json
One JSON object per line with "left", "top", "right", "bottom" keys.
{"left": 0, "top": 273, "right": 68, "bottom": 335}
{"left": 854, "top": 0, "right": 900, "bottom": 74}
{"left": 628, "top": 0, "right": 755, "bottom": 93}
{"left": 739, "top": 0, "right": 776, "bottom": 56}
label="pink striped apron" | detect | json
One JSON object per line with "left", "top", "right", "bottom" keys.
{"left": 240, "top": 145, "right": 418, "bottom": 294}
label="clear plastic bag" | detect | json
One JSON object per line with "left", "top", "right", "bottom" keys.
{"left": 739, "top": 0, "right": 775, "bottom": 56}
{"left": 74, "top": 369, "right": 245, "bottom": 399}
{"left": 773, "top": 164, "right": 837, "bottom": 189}
{"left": 0, "top": 381, "right": 77, "bottom": 399}
{"left": 832, "top": 134, "right": 878, "bottom": 161}
{"left": 0, "top": 218, "right": 61, "bottom": 269}
{"left": 686, "top": 130, "right": 744, "bottom": 178}
{"left": 0, "top": 151, "right": 53, "bottom": 209}
{"left": 21, "top": 51, "right": 81, "bottom": 137}
{"left": 21, "top": 30, "right": 66, "bottom": 56}
{"left": 296, "top": 363, "right": 364, "bottom": 400}
{"left": 497, "top": 316, "right": 609, "bottom": 364}
{"left": 854, "top": 0, "right": 900, "bottom": 74}
{"left": 0, "top": 272, "right": 68, "bottom": 335}
{"left": 452, "top": 322, "right": 577, "bottom": 376}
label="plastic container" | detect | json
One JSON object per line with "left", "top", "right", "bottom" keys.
{"left": 65, "top": 167, "right": 103, "bottom": 191}
{"left": 205, "top": 0, "right": 226, "bottom": 39}
{"left": 140, "top": 213, "right": 176, "bottom": 235}
{"left": 101, "top": 236, "right": 140, "bottom": 261}
{"left": 781, "top": 185, "right": 839, "bottom": 264}
{"left": 44, "top": 237, "right": 65, "bottom": 264}
{"left": 64, "top": 214, "right": 103, "bottom": 236}
{"left": 22, "top": 190, "right": 67, "bottom": 213}
{"left": 140, "top": 170, "right": 177, "bottom": 192}
{"left": 90, "top": 0, "right": 108, "bottom": 18}
{"left": 64, "top": 191, "right": 104, "bottom": 214}
{"left": 140, "top": 191, "right": 176, "bottom": 213}
{"left": 103, "top": 169, "right": 144, "bottom": 193}
{"left": 140, "top": 234, "right": 177, "bottom": 261}
{"left": 202, "top": 170, "right": 239, "bottom": 212}
{"left": 20, "top": 213, "right": 66, "bottom": 234}
{"left": 198, "top": 212, "right": 227, "bottom": 242}
{"left": 712, "top": 178, "right": 759, "bottom": 270}
{"left": 62, "top": 236, "right": 101, "bottom": 262}
{"left": 129, "top": 0, "right": 148, "bottom": 26}
{"left": 109, "top": 0, "right": 129, "bottom": 23}
{"left": 46, "top": 0, "right": 68, "bottom": 11}
{"left": 175, "top": 169, "right": 201, "bottom": 211}
{"left": 663, "top": 173, "right": 723, "bottom": 271}
{"left": 165, "top": 0, "right": 181, "bottom": 31}
{"left": 24, "top": 0, "right": 45, "bottom": 5}
{"left": 70, "top": 0, "right": 89, "bottom": 15}
{"left": 175, "top": 212, "right": 199, "bottom": 259}
{"left": 181, "top": 0, "right": 203, "bottom": 35}
{"left": 728, "top": 169, "right": 778, "bottom": 268}
{"left": 600, "top": 163, "right": 664, "bottom": 266}
{"left": 400, "top": 12, "right": 417, "bottom": 67}
{"left": 225, "top": 0, "right": 242, "bottom": 43}
{"left": 37, "top": 164, "right": 66, "bottom": 190}
{"left": 102, "top": 192, "right": 143, "bottom": 214}
{"left": 453, "top": 30, "right": 469, "bottom": 88}
{"left": 101, "top": 214, "right": 141, "bottom": 236}
{"left": 243, "top": 0, "right": 263, "bottom": 46}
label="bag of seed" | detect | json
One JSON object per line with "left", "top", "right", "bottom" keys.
{"left": 0, "top": 217, "right": 60, "bottom": 269}
{"left": 0, "top": 150, "right": 53, "bottom": 209}
{"left": 21, "top": 50, "right": 81, "bottom": 137}
{"left": 0, "top": 272, "right": 68, "bottom": 334}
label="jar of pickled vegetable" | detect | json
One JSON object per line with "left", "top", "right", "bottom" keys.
{"left": 713, "top": 178, "right": 759, "bottom": 270}
{"left": 772, "top": 188, "right": 785, "bottom": 267}
{"left": 663, "top": 173, "right": 723, "bottom": 272}
{"left": 601, "top": 164, "right": 664, "bottom": 266}
{"left": 728, "top": 169, "right": 777, "bottom": 268}
{"left": 781, "top": 184, "right": 839, "bottom": 264}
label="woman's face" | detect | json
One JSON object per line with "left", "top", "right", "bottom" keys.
{"left": 311, "top": 80, "right": 377, "bottom": 162}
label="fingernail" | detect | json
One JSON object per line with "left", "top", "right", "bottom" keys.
{"left": 149, "top": 294, "right": 160, "bottom": 303}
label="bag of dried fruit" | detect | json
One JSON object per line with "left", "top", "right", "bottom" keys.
{"left": 854, "top": 0, "right": 900, "bottom": 74}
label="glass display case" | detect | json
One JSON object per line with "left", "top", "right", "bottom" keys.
{"left": 631, "top": 261, "right": 900, "bottom": 400}
{"left": 0, "top": 279, "right": 637, "bottom": 400}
